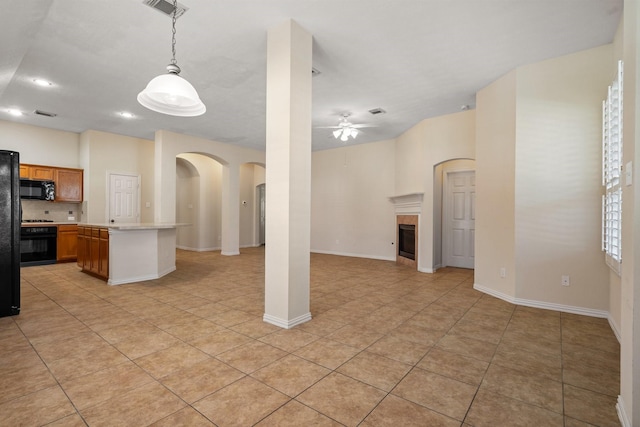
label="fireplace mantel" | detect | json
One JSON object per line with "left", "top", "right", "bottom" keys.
{"left": 389, "top": 193, "right": 424, "bottom": 214}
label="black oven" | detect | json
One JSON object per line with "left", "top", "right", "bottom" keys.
{"left": 21, "top": 226, "right": 57, "bottom": 266}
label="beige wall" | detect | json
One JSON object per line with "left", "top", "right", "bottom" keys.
{"left": 433, "top": 159, "right": 477, "bottom": 268}
{"left": 475, "top": 45, "right": 613, "bottom": 314}
{"left": 475, "top": 70, "right": 517, "bottom": 297}
{"left": 239, "top": 163, "right": 262, "bottom": 247}
{"left": 608, "top": 12, "right": 625, "bottom": 345}
{"left": 175, "top": 157, "right": 200, "bottom": 249}
{"left": 79, "top": 130, "right": 155, "bottom": 224}
{"left": 175, "top": 153, "right": 223, "bottom": 251}
{"left": 514, "top": 45, "right": 612, "bottom": 311}
{"left": 311, "top": 139, "right": 396, "bottom": 259}
{"left": 0, "top": 120, "right": 79, "bottom": 167}
{"left": 394, "top": 110, "right": 476, "bottom": 271}
{"left": 619, "top": 0, "right": 639, "bottom": 423}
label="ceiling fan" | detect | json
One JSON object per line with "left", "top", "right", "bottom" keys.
{"left": 320, "top": 113, "right": 374, "bottom": 142}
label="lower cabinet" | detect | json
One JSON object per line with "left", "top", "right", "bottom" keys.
{"left": 57, "top": 224, "right": 78, "bottom": 262}
{"left": 77, "top": 226, "right": 109, "bottom": 280}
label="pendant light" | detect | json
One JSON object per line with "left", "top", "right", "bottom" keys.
{"left": 137, "top": 0, "right": 206, "bottom": 117}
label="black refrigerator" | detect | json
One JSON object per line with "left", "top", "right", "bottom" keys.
{"left": 0, "top": 150, "right": 20, "bottom": 317}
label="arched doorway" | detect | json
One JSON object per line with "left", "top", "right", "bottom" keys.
{"left": 434, "top": 158, "right": 476, "bottom": 269}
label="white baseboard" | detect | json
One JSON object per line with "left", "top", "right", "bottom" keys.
{"left": 221, "top": 251, "right": 240, "bottom": 256}
{"left": 608, "top": 314, "right": 622, "bottom": 343}
{"left": 310, "top": 249, "right": 395, "bottom": 262}
{"left": 419, "top": 267, "right": 436, "bottom": 273}
{"left": 263, "top": 312, "right": 312, "bottom": 329}
{"left": 473, "top": 283, "right": 610, "bottom": 319}
{"left": 176, "top": 245, "right": 220, "bottom": 252}
{"left": 617, "top": 395, "right": 631, "bottom": 427}
{"left": 108, "top": 266, "right": 176, "bottom": 286}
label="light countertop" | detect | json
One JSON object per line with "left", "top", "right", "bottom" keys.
{"left": 78, "top": 223, "right": 186, "bottom": 230}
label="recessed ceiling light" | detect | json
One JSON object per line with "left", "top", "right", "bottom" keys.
{"left": 33, "top": 79, "right": 52, "bottom": 87}
{"left": 119, "top": 112, "right": 135, "bottom": 119}
{"left": 7, "top": 109, "right": 23, "bottom": 116}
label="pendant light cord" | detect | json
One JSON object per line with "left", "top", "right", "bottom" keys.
{"left": 171, "top": 0, "right": 177, "bottom": 66}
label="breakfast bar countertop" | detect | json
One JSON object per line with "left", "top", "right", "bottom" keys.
{"left": 78, "top": 223, "right": 186, "bottom": 230}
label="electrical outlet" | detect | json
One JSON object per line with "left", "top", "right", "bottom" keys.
{"left": 561, "top": 275, "right": 570, "bottom": 286}
{"left": 500, "top": 267, "right": 506, "bottom": 278}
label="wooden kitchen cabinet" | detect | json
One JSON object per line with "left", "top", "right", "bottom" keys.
{"left": 57, "top": 224, "right": 78, "bottom": 262}
{"left": 77, "top": 226, "right": 109, "bottom": 280}
{"left": 20, "top": 163, "right": 83, "bottom": 202}
{"left": 54, "top": 168, "right": 83, "bottom": 202}
{"left": 77, "top": 226, "right": 86, "bottom": 268}
{"left": 98, "top": 229, "right": 109, "bottom": 278}
{"left": 20, "top": 164, "right": 54, "bottom": 180}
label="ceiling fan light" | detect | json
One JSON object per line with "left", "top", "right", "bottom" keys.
{"left": 350, "top": 128, "right": 359, "bottom": 138}
{"left": 137, "top": 72, "right": 206, "bottom": 117}
{"left": 340, "top": 131, "right": 349, "bottom": 142}
{"left": 333, "top": 129, "right": 342, "bottom": 139}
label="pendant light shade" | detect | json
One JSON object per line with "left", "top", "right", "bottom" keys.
{"left": 137, "top": 0, "right": 205, "bottom": 117}
{"left": 137, "top": 65, "right": 206, "bottom": 117}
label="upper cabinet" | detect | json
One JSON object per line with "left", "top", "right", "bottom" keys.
{"left": 20, "top": 163, "right": 84, "bottom": 203}
{"left": 54, "top": 168, "right": 83, "bottom": 203}
{"left": 20, "top": 165, "right": 54, "bottom": 180}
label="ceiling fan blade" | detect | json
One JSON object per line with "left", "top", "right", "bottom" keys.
{"left": 351, "top": 124, "right": 376, "bottom": 128}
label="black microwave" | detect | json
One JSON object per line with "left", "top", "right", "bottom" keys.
{"left": 20, "top": 179, "right": 55, "bottom": 201}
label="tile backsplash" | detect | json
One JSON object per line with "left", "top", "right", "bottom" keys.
{"left": 21, "top": 199, "right": 82, "bottom": 223}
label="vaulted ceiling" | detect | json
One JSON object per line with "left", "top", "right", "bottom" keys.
{"left": 0, "top": 0, "right": 622, "bottom": 151}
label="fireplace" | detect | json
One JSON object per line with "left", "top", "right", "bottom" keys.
{"left": 398, "top": 224, "right": 416, "bottom": 260}
{"left": 389, "top": 194, "right": 422, "bottom": 270}
{"left": 395, "top": 214, "right": 418, "bottom": 268}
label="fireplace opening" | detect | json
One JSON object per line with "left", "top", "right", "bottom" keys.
{"left": 398, "top": 224, "right": 416, "bottom": 260}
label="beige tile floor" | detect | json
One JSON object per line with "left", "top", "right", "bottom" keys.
{"left": 0, "top": 247, "right": 620, "bottom": 426}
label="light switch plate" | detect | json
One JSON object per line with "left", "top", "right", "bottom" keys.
{"left": 626, "top": 161, "right": 633, "bottom": 186}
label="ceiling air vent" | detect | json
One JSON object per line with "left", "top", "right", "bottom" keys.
{"left": 142, "top": 0, "right": 188, "bottom": 18}
{"left": 368, "top": 108, "right": 386, "bottom": 115}
{"left": 34, "top": 110, "right": 57, "bottom": 118}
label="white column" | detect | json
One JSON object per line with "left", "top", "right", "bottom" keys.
{"left": 221, "top": 162, "right": 240, "bottom": 256}
{"left": 263, "top": 20, "right": 312, "bottom": 329}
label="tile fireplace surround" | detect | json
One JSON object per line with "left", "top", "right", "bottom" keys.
{"left": 397, "top": 215, "right": 418, "bottom": 269}
{"left": 389, "top": 193, "right": 424, "bottom": 270}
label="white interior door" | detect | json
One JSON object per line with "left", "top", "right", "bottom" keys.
{"left": 109, "top": 173, "right": 139, "bottom": 224}
{"left": 443, "top": 170, "right": 475, "bottom": 269}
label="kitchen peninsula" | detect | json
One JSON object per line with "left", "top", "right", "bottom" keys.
{"left": 77, "top": 223, "right": 178, "bottom": 285}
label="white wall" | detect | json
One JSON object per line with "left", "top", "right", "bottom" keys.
{"left": 311, "top": 139, "right": 396, "bottom": 260}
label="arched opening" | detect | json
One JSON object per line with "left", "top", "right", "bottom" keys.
{"left": 175, "top": 153, "right": 224, "bottom": 251}
{"left": 433, "top": 158, "right": 476, "bottom": 269}
{"left": 240, "top": 162, "right": 266, "bottom": 248}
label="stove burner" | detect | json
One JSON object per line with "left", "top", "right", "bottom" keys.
{"left": 23, "top": 219, "right": 54, "bottom": 223}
